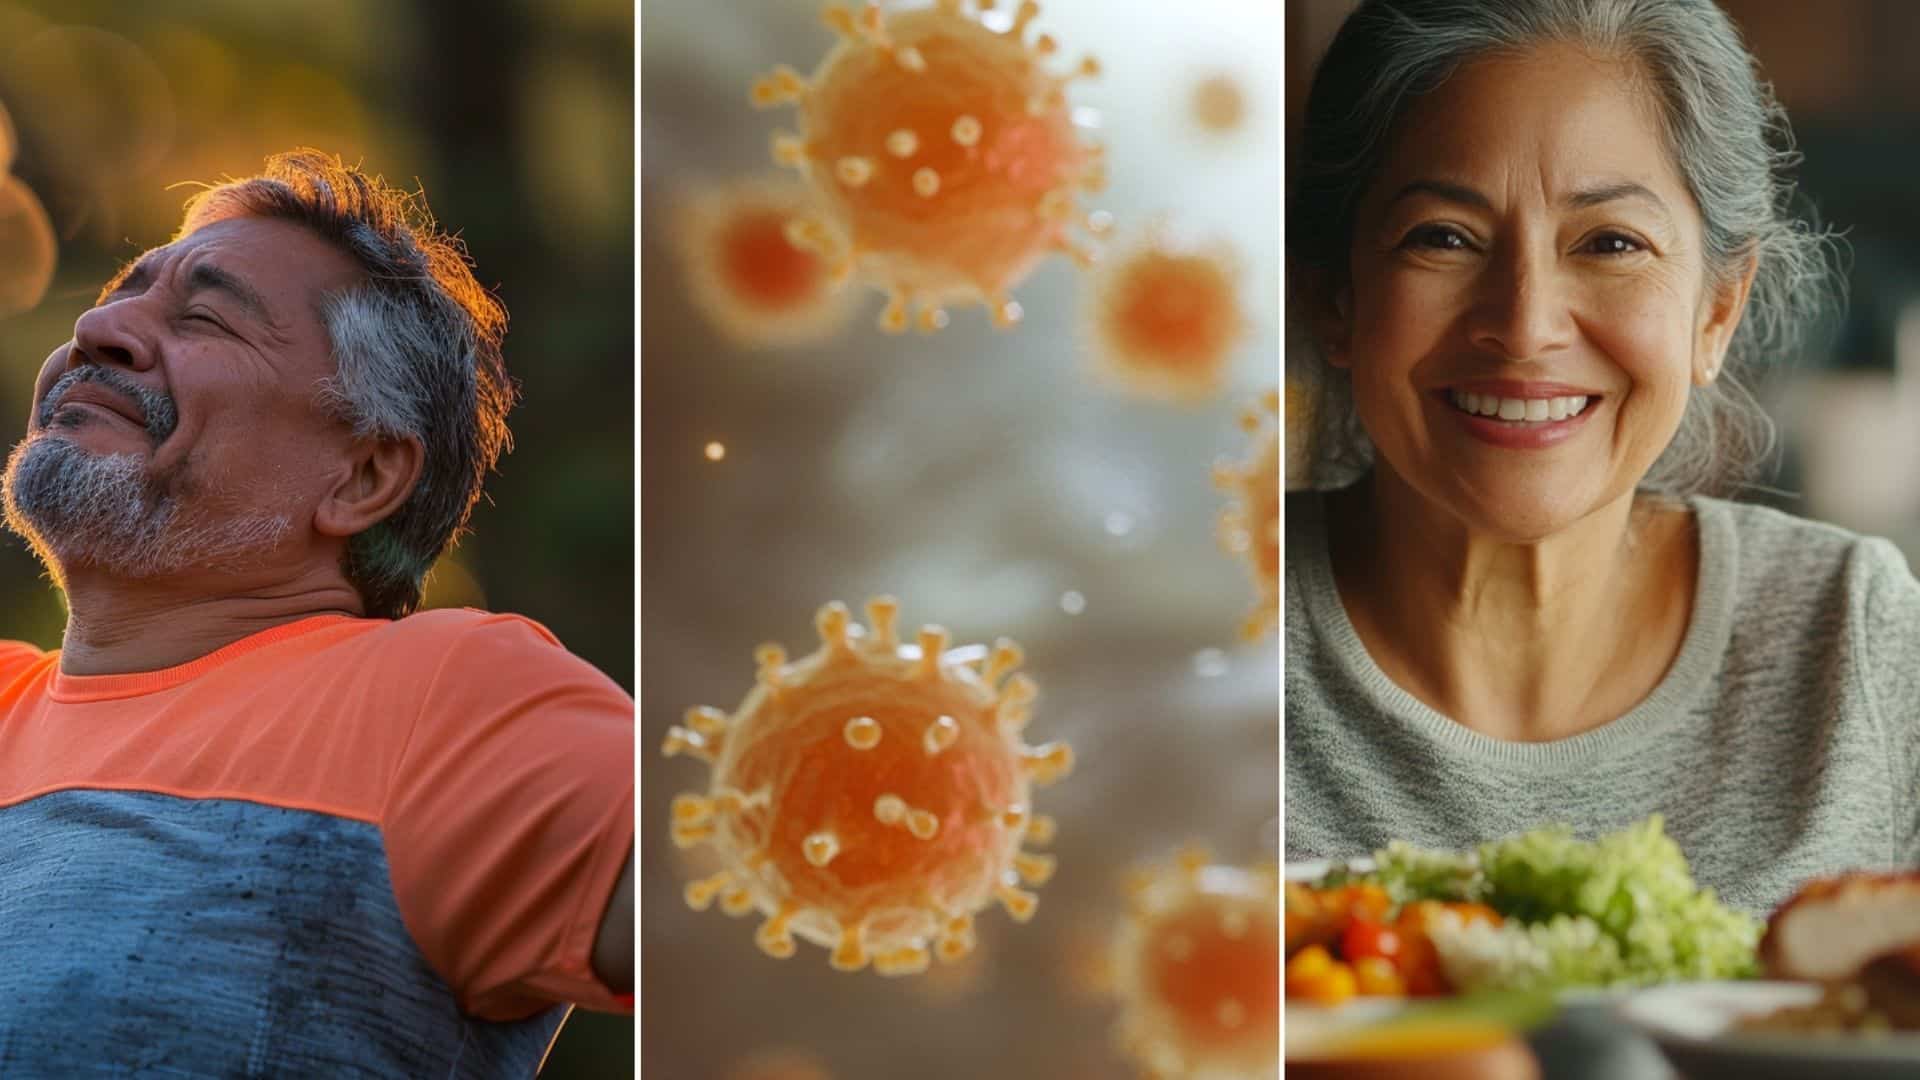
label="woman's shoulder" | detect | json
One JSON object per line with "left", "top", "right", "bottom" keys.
{"left": 1697, "top": 495, "right": 1911, "bottom": 585}
{"left": 1696, "top": 494, "right": 1920, "bottom": 656}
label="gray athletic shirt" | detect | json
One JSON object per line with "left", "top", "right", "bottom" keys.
{"left": 1285, "top": 489, "right": 1920, "bottom": 917}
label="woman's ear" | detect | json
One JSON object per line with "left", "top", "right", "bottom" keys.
{"left": 1697, "top": 252, "right": 1758, "bottom": 386}
{"left": 1304, "top": 269, "right": 1354, "bottom": 368}
{"left": 314, "top": 436, "right": 425, "bottom": 539}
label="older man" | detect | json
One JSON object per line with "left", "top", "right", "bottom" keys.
{"left": 0, "top": 150, "right": 633, "bottom": 1075}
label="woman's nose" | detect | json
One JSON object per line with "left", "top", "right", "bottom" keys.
{"left": 1466, "top": 246, "right": 1576, "bottom": 362}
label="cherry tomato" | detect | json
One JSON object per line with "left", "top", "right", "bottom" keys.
{"left": 1341, "top": 917, "right": 1403, "bottom": 964}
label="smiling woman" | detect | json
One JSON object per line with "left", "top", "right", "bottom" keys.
{"left": 1283, "top": 0, "right": 1920, "bottom": 929}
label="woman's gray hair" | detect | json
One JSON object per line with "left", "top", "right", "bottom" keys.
{"left": 177, "top": 149, "right": 517, "bottom": 619}
{"left": 1289, "top": 0, "right": 1842, "bottom": 498}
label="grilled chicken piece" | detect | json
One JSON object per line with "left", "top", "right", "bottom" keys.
{"left": 1761, "top": 872, "right": 1920, "bottom": 982}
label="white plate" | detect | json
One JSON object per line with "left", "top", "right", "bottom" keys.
{"left": 1285, "top": 857, "right": 1373, "bottom": 882}
{"left": 1619, "top": 980, "right": 1920, "bottom": 1080}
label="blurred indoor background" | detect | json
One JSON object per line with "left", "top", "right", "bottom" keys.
{"left": 1288, "top": 0, "right": 1920, "bottom": 562}
{"left": 0, "top": 1, "right": 633, "bottom": 1075}
{"left": 641, "top": 1, "right": 1280, "bottom": 1078}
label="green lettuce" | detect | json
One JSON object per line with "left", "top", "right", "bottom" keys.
{"left": 1339, "top": 815, "right": 1760, "bottom": 992}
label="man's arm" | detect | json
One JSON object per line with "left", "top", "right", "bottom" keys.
{"left": 591, "top": 846, "right": 634, "bottom": 995}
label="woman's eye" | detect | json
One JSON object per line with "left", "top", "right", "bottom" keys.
{"left": 1583, "top": 232, "right": 1645, "bottom": 256}
{"left": 1401, "top": 224, "right": 1472, "bottom": 252}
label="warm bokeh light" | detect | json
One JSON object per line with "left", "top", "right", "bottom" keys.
{"left": 0, "top": 174, "right": 56, "bottom": 318}
{"left": 1190, "top": 72, "right": 1248, "bottom": 134}
{"left": 704, "top": 440, "right": 727, "bottom": 461}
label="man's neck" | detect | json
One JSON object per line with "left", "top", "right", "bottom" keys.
{"left": 56, "top": 570, "right": 366, "bottom": 676}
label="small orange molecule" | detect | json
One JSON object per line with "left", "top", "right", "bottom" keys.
{"left": 663, "top": 596, "right": 1071, "bottom": 976}
{"left": 1111, "top": 848, "right": 1280, "bottom": 1080}
{"left": 1213, "top": 389, "right": 1279, "bottom": 639}
{"left": 1084, "top": 225, "right": 1247, "bottom": 403}
{"left": 673, "top": 176, "right": 855, "bottom": 348}
{"left": 750, "top": 0, "right": 1109, "bottom": 334}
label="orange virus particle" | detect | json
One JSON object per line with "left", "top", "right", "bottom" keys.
{"left": 1083, "top": 225, "right": 1247, "bottom": 403}
{"left": 662, "top": 596, "right": 1072, "bottom": 975}
{"left": 1110, "top": 848, "right": 1281, "bottom": 1080}
{"left": 1189, "top": 73, "right": 1246, "bottom": 135}
{"left": 749, "top": 0, "right": 1109, "bottom": 334}
{"left": 673, "top": 177, "right": 855, "bottom": 348}
{"left": 1213, "top": 390, "right": 1280, "bottom": 639}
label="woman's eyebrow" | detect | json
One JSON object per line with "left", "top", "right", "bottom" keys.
{"left": 1385, "top": 177, "right": 1676, "bottom": 229}
{"left": 1385, "top": 179, "right": 1492, "bottom": 210}
{"left": 1563, "top": 180, "right": 1676, "bottom": 228}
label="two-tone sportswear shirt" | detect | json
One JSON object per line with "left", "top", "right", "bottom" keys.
{"left": 0, "top": 609, "right": 635, "bottom": 1077}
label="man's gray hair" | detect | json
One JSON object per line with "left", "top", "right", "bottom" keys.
{"left": 177, "top": 149, "right": 517, "bottom": 619}
{"left": 1288, "top": 0, "right": 1843, "bottom": 498}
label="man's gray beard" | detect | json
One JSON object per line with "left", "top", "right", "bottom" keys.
{"left": 0, "top": 434, "right": 293, "bottom": 581}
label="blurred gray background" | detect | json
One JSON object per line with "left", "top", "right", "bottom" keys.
{"left": 640, "top": 2, "right": 1281, "bottom": 1077}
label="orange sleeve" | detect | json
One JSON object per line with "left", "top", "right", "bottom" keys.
{"left": 379, "top": 614, "right": 635, "bottom": 1021}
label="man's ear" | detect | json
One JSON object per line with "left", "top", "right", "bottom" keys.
{"left": 1303, "top": 268, "right": 1354, "bottom": 368}
{"left": 315, "top": 436, "right": 425, "bottom": 539}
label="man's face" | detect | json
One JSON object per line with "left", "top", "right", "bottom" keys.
{"left": 2, "top": 215, "right": 366, "bottom": 581}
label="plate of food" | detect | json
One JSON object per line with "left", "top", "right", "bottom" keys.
{"left": 1618, "top": 873, "right": 1920, "bottom": 1079}
{"left": 1285, "top": 815, "right": 1761, "bottom": 1068}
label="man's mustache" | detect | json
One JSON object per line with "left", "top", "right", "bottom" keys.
{"left": 38, "top": 366, "right": 178, "bottom": 443}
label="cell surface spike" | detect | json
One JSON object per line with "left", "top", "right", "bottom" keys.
{"left": 671, "top": 794, "right": 713, "bottom": 825}
{"left": 1021, "top": 741, "right": 1074, "bottom": 785}
{"left": 1015, "top": 851, "right": 1057, "bottom": 885}
{"left": 803, "top": 831, "right": 841, "bottom": 867}
{"left": 816, "top": 600, "right": 853, "bottom": 647}
{"left": 997, "top": 884, "right": 1038, "bottom": 922}
{"left": 923, "top": 714, "right": 961, "bottom": 754}
{"left": 830, "top": 923, "right": 870, "bottom": 971}
{"left": 916, "top": 626, "right": 950, "bottom": 676}
{"left": 983, "top": 639, "right": 1023, "bottom": 685}
{"left": 844, "top": 715, "right": 882, "bottom": 749}
{"left": 661, "top": 728, "right": 717, "bottom": 762}
{"left": 756, "top": 907, "right": 799, "bottom": 958}
{"left": 1026, "top": 813, "right": 1057, "bottom": 845}
{"left": 684, "top": 872, "right": 732, "bottom": 911}
{"left": 865, "top": 595, "right": 901, "bottom": 647}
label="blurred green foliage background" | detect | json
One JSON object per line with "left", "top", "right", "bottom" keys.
{"left": 0, "top": 1, "right": 633, "bottom": 1075}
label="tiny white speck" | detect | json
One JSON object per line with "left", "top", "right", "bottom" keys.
{"left": 1103, "top": 511, "right": 1135, "bottom": 537}
{"left": 703, "top": 441, "right": 726, "bottom": 462}
{"left": 1193, "top": 648, "right": 1228, "bottom": 678}
{"left": 1060, "top": 590, "right": 1086, "bottom": 615}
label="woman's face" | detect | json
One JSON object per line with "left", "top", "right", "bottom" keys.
{"left": 1332, "top": 44, "right": 1752, "bottom": 540}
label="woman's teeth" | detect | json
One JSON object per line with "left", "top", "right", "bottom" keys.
{"left": 1447, "top": 390, "right": 1589, "bottom": 422}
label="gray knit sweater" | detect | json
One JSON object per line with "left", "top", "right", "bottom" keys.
{"left": 1285, "top": 490, "right": 1920, "bottom": 917}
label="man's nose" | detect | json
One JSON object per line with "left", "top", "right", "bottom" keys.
{"left": 70, "top": 297, "right": 159, "bottom": 374}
